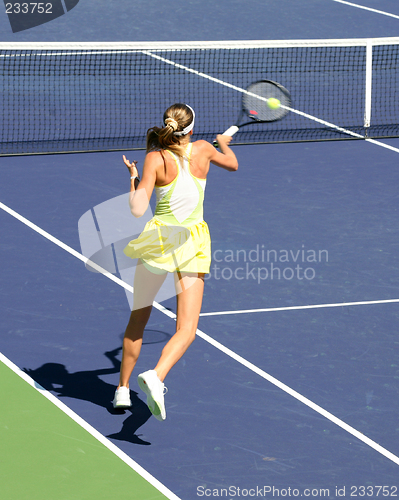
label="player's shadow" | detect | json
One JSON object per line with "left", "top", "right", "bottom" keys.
{"left": 23, "top": 331, "right": 171, "bottom": 445}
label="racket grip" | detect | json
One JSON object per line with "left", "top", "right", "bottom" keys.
{"left": 213, "top": 126, "right": 239, "bottom": 148}
{"left": 223, "top": 125, "right": 239, "bottom": 137}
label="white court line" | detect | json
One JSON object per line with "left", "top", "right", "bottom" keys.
{"left": 1, "top": 200, "right": 399, "bottom": 467}
{"left": 0, "top": 202, "right": 134, "bottom": 295}
{"left": 366, "top": 138, "right": 399, "bottom": 153}
{"left": 200, "top": 298, "right": 399, "bottom": 317}
{"left": 331, "top": 0, "right": 399, "bottom": 20}
{"left": 193, "top": 328, "right": 399, "bottom": 467}
{"left": 0, "top": 202, "right": 179, "bottom": 498}
{"left": 0, "top": 351, "right": 181, "bottom": 500}
{"left": 142, "top": 50, "right": 399, "bottom": 155}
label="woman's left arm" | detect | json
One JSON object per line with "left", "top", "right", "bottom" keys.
{"left": 123, "top": 153, "right": 158, "bottom": 217}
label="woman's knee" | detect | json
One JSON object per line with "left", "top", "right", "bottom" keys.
{"left": 126, "top": 307, "right": 151, "bottom": 330}
{"left": 188, "top": 329, "right": 197, "bottom": 345}
{"left": 176, "top": 323, "right": 197, "bottom": 344}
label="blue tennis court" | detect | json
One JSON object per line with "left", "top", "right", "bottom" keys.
{"left": 1, "top": 1, "right": 399, "bottom": 499}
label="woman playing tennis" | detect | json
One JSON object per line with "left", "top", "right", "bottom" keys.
{"left": 113, "top": 103, "right": 238, "bottom": 421}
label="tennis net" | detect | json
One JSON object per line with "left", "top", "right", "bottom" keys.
{"left": 1, "top": 38, "right": 398, "bottom": 155}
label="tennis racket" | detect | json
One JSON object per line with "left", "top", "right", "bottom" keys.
{"left": 213, "top": 80, "right": 291, "bottom": 147}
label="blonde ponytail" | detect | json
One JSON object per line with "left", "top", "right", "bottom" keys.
{"left": 146, "top": 103, "right": 195, "bottom": 157}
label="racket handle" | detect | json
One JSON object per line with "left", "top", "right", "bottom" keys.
{"left": 213, "top": 125, "right": 239, "bottom": 148}
{"left": 223, "top": 125, "right": 239, "bottom": 137}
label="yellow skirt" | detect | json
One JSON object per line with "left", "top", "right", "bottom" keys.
{"left": 123, "top": 218, "right": 211, "bottom": 274}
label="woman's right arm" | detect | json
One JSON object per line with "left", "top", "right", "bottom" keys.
{"left": 208, "top": 135, "right": 238, "bottom": 171}
{"left": 125, "top": 152, "right": 158, "bottom": 218}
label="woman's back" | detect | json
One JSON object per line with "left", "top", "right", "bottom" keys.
{"left": 153, "top": 140, "right": 210, "bottom": 187}
{"left": 154, "top": 143, "right": 206, "bottom": 227}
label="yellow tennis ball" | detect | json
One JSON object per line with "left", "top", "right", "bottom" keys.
{"left": 267, "top": 98, "right": 281, "bottom": 110}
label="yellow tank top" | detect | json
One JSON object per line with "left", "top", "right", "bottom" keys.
{"left": 154, "top": 143, "right": 207, "bottom": 227}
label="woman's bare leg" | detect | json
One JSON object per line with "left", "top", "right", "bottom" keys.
{"left": 118, "top": 305, "right": 152, "bottom": 388}
{"left": 154, "top": 273, "right": 205, "bottom": 382}
{"left": 118, "top": 261, "right": 167, "bottom": 388}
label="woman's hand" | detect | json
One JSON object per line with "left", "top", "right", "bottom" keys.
{"left": 215, "top": 134, "right": 233, "bottom": 148}
{"left": 208, "top": 135, "right": 238, "bottom": 171}
{"left": 123, "top": 155, "right": 139, "bottom": 177}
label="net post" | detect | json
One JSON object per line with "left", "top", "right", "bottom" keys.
{"left": 364, "top": 39, "right": 373, "bottom": 133}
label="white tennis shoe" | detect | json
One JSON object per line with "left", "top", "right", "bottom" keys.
{"left": 112, "top": 386, "right": 132, "bottom": 409}
{"left": 137, "top": 370, "right": 168, "bottom": 421}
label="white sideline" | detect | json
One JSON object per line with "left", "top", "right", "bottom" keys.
{"left": 142, "top": 50, "right": 399, "bottom": 155}
{"left": 331, "top": 0, "right": 399, "bottom": 20}
{"left": 0, "top": 351, "right": 181, "bottom": 500}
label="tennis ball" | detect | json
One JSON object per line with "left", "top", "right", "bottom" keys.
{"left": 267, "top": 98, "right": 281, "bottom": 110}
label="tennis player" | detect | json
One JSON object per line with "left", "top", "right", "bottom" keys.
{"left": 113, "top": 103, "right": 238, "bottom": 421}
